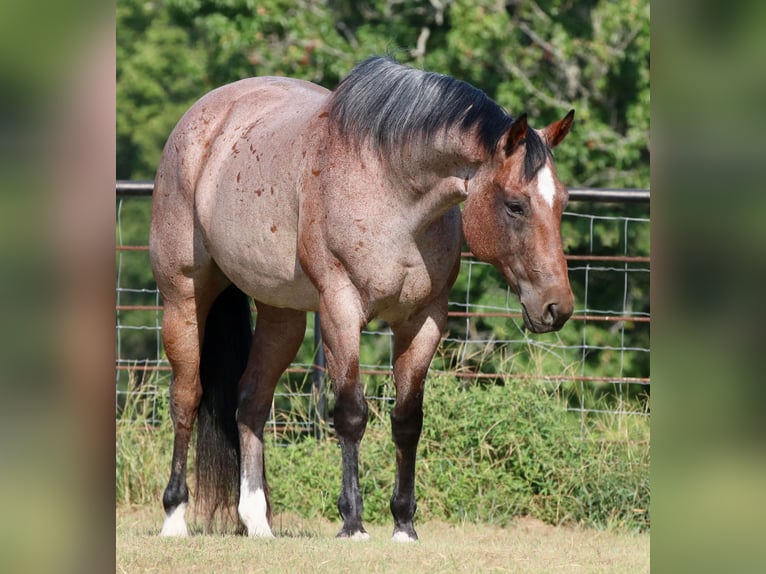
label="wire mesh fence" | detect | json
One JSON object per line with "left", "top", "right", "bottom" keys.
{"left": 116, "top": 182, "right": 649, "bottom": 436}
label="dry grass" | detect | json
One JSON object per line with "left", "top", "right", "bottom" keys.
{"left": 117, "top": 505, "right": 649, "bottom": 573}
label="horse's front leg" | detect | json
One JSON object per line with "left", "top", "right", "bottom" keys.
{"left": 389, "top": 301, "right": 448, "bottom": 542}
{"left": 319, "top": 290, "right": 369, "bottom": 539}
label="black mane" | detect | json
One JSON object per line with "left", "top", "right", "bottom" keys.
{"left": 327, "top": 56, "right": 548, "bottom": 180}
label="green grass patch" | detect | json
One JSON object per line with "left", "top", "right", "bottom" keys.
{"left": 116, "top": 373, "right": 649, "bottom": 531}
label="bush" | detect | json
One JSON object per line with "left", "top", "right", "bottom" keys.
{"left": 116, "top": 384, "right": 174, "bottom": 505}
{"left": 117, "top": 374, "right": 649, "bottom": 531}
{"left": 268, "top": 376, "right": 649, "bottom": 530}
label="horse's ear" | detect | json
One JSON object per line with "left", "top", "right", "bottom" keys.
{"left": 501, "top": 113, "right": 528, "bottom": 157}
{"left": 540, "top": 109, "right": 575, "bottom": 148}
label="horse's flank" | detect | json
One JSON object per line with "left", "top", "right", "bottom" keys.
{"left": 156, "top": 77, "right": 330, "bottom": 311}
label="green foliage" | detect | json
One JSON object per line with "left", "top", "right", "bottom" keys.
{"left": 116, "top": 380, "right": 174, "bottom": 505}
{"left": 116, "top": 373, "right": 649, "bottom": 530}
{"left": 118, "top": 0, "right": 208, "bottom": 178}
{"left": 117, "top": 0, "right": 649, "bottom": 184}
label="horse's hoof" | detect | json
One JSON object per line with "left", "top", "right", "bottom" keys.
{"left": 337, "top": 528, "right": 370, "bottom": 541}
{"left": 160, "top": 503, "right": 189, "bottom": 537}
{"left": 239, "top": 488, "right": 274, "bottom": 539}
{"left": 247, "top": 527, "right": 275, "bottom": 539}
{"left": 349, "top": 531, "right": 370, "bottom": 541}
{"left": 391, "top": 530, "right": 418, "bottom": 543}
{"left": 159, "top": 524, "right": 189, "bottom": 537}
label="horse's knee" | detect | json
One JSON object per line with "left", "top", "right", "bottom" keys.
{"left": 236, "top": 397, "right": 273, "bottom": 443}
{"left": 236, "top": 385, "right": 271, "bottom": 422}
{"left": 390, "top": 405, "right": 423, "bottom": 449}
{"left": 333, "top": 386, "right": 368, "bottom": 442}
{"left": 168, "top": 376, "right": 202, "bottom": 428}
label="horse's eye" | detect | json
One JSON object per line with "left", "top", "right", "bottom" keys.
{"left": 505, "top": 201, "right": 525, "bottom": 217}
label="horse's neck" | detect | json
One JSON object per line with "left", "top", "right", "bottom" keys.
{"left": 389, "top": 130, "right": 488, "bottom": 218}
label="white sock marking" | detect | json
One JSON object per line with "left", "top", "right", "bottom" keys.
{"left": 238, "top": 483, "right": 274, "bottom": 538}
{"left": 349, "top": 531, "right": 370, "bottom": 541}
{"left": 391, "top": 530, "right": 417, "bottom": 543}
{"left": 160, "top": 502, "right": 189, "bottom": 537}
{"left": 536, "top": 165, "right": 556, "bottom": 208}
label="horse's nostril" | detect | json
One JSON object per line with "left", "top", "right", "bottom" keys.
{"left": 544, "top": 302, "right": 558, "bottom": 325}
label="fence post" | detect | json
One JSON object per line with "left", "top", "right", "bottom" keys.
{"left": 311, "top": 312, "right": 326, "bottom": 438}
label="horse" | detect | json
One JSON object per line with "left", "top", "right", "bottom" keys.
{"left": 150, "top": 56, "right": 575, "bottom": 542}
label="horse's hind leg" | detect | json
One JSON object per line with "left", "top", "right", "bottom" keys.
{"left": 236, "top": 302, "right": 307, "bottom": 538}
{"left": 158, "top": 296, "right": 203, "bottom": 536}
{"left": 158, "top": 287, "right": 220, "bottom": 536}
{"left": 388, "top": 301, "right": 448, "bottom": 542}
{"left": 154, "top": 235, "right": 229, "bottom": 536}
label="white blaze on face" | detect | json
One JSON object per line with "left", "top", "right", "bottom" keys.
{"left": 536, "top": 164, "right": 556, "bottom": 209}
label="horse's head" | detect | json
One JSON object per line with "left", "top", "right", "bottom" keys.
{"left": 463, "top": 110, "right": 575, "bottom": 333}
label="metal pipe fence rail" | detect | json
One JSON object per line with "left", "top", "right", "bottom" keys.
{"left": 116, "top": 181, "right": 650, "bottom": 434}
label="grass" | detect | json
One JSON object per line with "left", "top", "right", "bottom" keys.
{"left": 117, "top": 354, "right": 649, "bottom": 531}
{"left": 117, "top": 505, "right": 649, "bottom": 573}
{"left": 117, "top": 363, "right": 649, "bottom": 572}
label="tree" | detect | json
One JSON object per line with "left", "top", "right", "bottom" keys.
{"left": 118, "top": 0, "right": 649, "bottom": 185}
{"left": 116, "top": 0, "right": 650, "bottom": 405}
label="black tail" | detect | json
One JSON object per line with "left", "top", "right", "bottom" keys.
{"left": 195, "top": 284, "right": 252, "bottom": 530}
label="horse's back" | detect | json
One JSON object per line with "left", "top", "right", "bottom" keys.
{"left": 160, "top": 77, "right": 327, "bottom": 187}
{"left": 152, "top": 77, "right": 329, "bottom": 309}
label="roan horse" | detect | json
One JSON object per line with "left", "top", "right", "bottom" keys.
{"left": 150, "top": 56, "right": 574, "bottom": 542}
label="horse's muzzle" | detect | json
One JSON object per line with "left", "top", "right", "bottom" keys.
{"left": 521, "top": 293, "right": 573, "bottom": 333}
